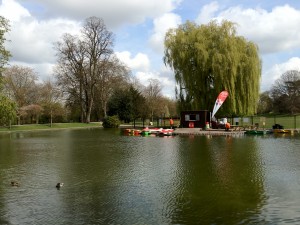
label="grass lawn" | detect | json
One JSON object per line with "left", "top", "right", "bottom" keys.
{"left": 0, "top": 122, "right": 101, "bottom": 132}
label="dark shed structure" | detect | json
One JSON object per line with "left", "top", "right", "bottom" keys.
{"left": 180, "top": 110, "right": 210, "bottom": 128}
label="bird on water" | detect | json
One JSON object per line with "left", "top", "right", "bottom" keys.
{"left": 11, "top": 181, "right": 20, "bottom": 187}
{"left": 56, "top": 183, "right": 64, "bottom": 189}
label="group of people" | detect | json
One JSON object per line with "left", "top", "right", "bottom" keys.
{"left": 211, "top": 117, "right": 231, "bottom": 131}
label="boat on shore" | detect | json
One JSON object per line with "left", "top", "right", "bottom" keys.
{"left": 272, "top": 129, "right": 293, "bottom": 134}
{"left": 245, "top": 129, "right": 271, "bottom": 135}
{"left": 123, "top": 127, "right": 175, "bottom": 137}
{"left": 140, "top": 127, "right": 163, "bottom": 136}
{"left": 156, "top": 129, "right": 175, "bottom": 137}
{"left": 124, "top": 128, "right": 141, "bottom": 136}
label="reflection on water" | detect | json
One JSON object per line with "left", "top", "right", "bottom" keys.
{"left": 0, "top": 129, "right": 300, "bottom": 224}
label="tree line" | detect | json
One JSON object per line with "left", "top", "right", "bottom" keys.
{"left": 1, "top": 16, "right": 299, "bottom": 127}
{"left": 258, "top": 70, "right": 300, "bottom": 115}
{"left": 0, "top": 16, "right": 177, "bottom": 126}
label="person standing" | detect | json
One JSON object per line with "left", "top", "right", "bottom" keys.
{"left": 169, "top": 118, "right": 174, "bottom": 128}
{"left": 225, "top": 122, "right": 231, "bottom": 131}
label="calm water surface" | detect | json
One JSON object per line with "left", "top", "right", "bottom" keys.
{"left": 0, "top": 128, "right": 300, "bottom": 225}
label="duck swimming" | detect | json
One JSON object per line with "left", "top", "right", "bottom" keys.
{"left": 56, "top": 183, "right": 64, "bottom": 189}
{"left": 11, "top": 181, "right": 20, "bottom": 187}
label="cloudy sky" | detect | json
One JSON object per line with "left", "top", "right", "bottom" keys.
{"left": 1, "top": 0, "right": 300, "bottom": 98}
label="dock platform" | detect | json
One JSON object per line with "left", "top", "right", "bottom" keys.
{"left": 173, "top": 128, "right": 245, "bottom": 136}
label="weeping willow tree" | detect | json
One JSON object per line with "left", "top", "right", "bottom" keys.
{"left": 164, "top": 20, "right": 261, "bottom": 116}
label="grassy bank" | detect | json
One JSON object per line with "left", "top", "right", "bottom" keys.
{"left": 0, "top": 122, "right": 101, "bottom": 132}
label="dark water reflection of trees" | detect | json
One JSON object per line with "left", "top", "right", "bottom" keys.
{"left": 1, "top": 130, "right": 300, "bottom": 224}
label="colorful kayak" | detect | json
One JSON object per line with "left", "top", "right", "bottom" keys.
{"left": 272, "top": 129, "right": 291, "bottom": 134}
{"left": 156, "top": 129, "right": 175, "bottom": 137}
{"left": 124, "top": 127, "right": 175, "bottom": 137}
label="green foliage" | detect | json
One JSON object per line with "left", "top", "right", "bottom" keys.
{"left": 164, "top": 20, "right": 261, "bottom": 116}
{"left": 102, "top": 115, "right": 121, "bottom": 128}
{"left": 0, "top": 94, "right": 17, "bottom": 125}
{"left": 108, "top": 86, "right": 146, "bottom": 122}
{"left": 257, "top": 91, "right": 273, "bottom": 114}
{"left": 0, "top": 16, "right": 11, "bottom": 76}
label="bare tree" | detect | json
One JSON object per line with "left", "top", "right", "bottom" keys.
{"left": 19, "top": 104, "right": 43, "bottom": 124}
{"left": 271, "top": 70, "right": 300, "bottom": 114}
{"left": 3, "top": 65, "right": 39, "bottom": 107}
{"left": 95, "top": 56, "right": 131, "bottom": 118}
{"left": 39, "top": 79, "right": 64, "bottom": 126}
{"left": 3, "top": 65, "right": 40, "bottom": 124}
{"left": 143, "top": 79, "right": 164, "bottom": 121}
{"left": 55, "top": 17, "right": 114, "bottom": 123}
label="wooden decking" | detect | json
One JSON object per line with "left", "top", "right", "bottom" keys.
{"left": 173, "top": 128, "right": 245, "bottom": 136}
{"left": 173, "top": 128, "right": 300, "bottom": 136}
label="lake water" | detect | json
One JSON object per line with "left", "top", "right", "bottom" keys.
{"left": 0, "top": 128, "right": 300, "bottom": 225}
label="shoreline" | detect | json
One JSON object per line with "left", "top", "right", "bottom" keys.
{"left": 1, "top": 124, "right": 299, "bottom": 136}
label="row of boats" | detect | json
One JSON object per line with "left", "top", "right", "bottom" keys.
{"left": 124, "top": 127, "right": 294, "bottom": 136}
{"left": 245, "top": 128, "right": 294, "bottom": 135}
{"left": 124, "top": 127, "right": 175, "bottom": 137}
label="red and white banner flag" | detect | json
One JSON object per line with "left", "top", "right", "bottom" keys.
{"left": 211, "top": 91, "right": 228, "bottom": 119}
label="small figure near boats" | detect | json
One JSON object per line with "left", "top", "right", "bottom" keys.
{"left": 225, "top": 122, "right": 231, "bottom": 131}
{"left": 11, "top": 181, "right": 20, "bottom": 187}
{"left": 56, "top": 182, "right": 64, "bottom": 189}
{"left": 169, "top": 118, "right": 174, "bottom": 129}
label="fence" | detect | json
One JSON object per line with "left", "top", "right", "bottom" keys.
{"left": 128, "top": 114, "right": 300, "bottom": 129}
{"left": 228, "top": 114, "right": 300, "bottom": 129}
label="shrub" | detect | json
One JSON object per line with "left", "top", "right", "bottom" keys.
{"left": 102, "top": 115, "right": 121, "bottom": 128}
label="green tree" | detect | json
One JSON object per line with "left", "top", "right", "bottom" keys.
{"left": 164, "top": 20, "right": 261, "bottom": 116}
{"left": 0, "top": 16, "right": 15, "bottom": 126}
{"left": 0, "top": 95, "right": 16, "bottom": 126}
{"left": 108, "top": 85, "right": 146, "bottom": 123}
{"left": 257, "top": 91, "right": 273, "bottom": 114}
{"left": 102, "top": 115, "right": 120, "bottom": 128}
{"left": 0, "top": 16, "right": 11, "bottom": 76}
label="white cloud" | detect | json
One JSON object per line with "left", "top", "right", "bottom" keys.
{"left": 195, "top": 1, "right": 219, "bottom": 24}
{"left": 0, "top": 0, "right": 81, "bottom": 73}
{"left": 196, "top": 3, "right": 300, "bottom": 54}
{"left": 6, "top": 18, "right": 80, "bottom": 64}
{"left": 0, "top": 0, "right": 30, "bottom": 22}
{"left": 116, "top": 51, "right": 175, "bottom": 97}
{"left": 116, "top": 51, "right": 150, "bottom": 71}
{"left": 135, "top": 71, "right": 175, "bottom": 97}
{"left": 149, "top": 13, "right": 182, "bottom": 53}
{"left": 19, "top": 0, "right": 181, "bottom": 28}
{"left": 8, "top": 61, "right": 55, "bottom": 83}
{"left": 262, "top": 57, "right": 300, "bottom": 91}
